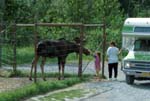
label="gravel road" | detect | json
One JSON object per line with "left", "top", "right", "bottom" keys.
{"left": 81, "top": 80, "right": 150, "bottom": 101}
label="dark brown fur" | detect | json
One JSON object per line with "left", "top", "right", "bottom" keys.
{"left": 29, "top": 39, "right": 90, "bottom": 81}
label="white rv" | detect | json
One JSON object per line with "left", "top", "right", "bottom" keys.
{"left": 122, "top": 18, "right": 150, "bottom": 84}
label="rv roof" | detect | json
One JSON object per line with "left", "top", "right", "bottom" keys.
{"left": 125, "top": 18, "right": 150, "bottom": 27}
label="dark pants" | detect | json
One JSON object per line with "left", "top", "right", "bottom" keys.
{"left": 108, "top": 63, "right": 118, "bottom": 78}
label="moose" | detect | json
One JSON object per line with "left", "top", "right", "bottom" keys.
{"left": 29, "top": 38, "right": 90, "bottom": 81}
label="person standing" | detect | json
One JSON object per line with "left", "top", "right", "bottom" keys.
{"left": 106, "top": 41, "right": 120, "bottom": 81}
{"left": 93, "top": 51, "right": 101, "bottom": 81}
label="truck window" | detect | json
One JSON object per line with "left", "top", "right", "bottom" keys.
{"left": 134, "top": 40, "right": 141, "bottom": 51}
{"left": 134, "top": 39, "right": 150, "bottom": 51}
{"left": 134, "top": 27, "right": 150, "bottom": 33}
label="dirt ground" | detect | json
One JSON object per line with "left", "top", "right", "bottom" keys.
{"left": 0, "top": 76, "right": 77, "bottom": 93}
{"left": 0, "top": 77, "right": 33, "bottom": 93}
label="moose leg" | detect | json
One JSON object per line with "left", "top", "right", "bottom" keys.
{"left": 40, "top": 57, "right": 46, "bottom": 81}
{"left": 61, "top": 60, "right": 66, "bottom": 80}
{"left": 29, "top": 55, "right": 39, "bottom": 81}
{"left": 29, "top": 60, "right": 34, "bottom": 80}
{"left": 58, "top": 58, "right": 61, "bottom": 80}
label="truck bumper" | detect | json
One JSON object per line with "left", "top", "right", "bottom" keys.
{"left": 122, "top": 68, "right": 150, "bottom": 78}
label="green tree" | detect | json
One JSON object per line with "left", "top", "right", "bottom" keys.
{"left": 93, "top": 0, "right": 124, "bottom": 47}
{"left": 66, "top": 0, "right": 95, "bottom": 23}
{"left": 2, "top": 0, "right": 125, "bottom": 47}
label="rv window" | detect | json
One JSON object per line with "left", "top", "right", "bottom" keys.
{"left": 122, "top": 37, "right": 135, "bottom": 51}
{"left": 134, "top": 40, "right": 141, "bottom": 50}
{"left": 134, "top": 39, "right": 150, "bottom": 51}
{"left": 134, "top": 27, "right": 150, "bottom": 33}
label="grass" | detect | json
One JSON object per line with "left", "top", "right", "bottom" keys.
{"left": 39, "top": 89, "right": 85, "bottom": 101}
{"left": 17, "top": 47, "right": 34, "bottom": 64}
{"left": 0, "top": 77, "right": 86, "bottom": 101}
{"left": 6, "top": 69, "right": 93, "bottom": 78}
{"left": 0, "top": 69, "right": 94, "bottom": 101}
{"left": 2, "top": 46, "right": 91, "bottom": 64}
{"left": 1, "top": 46, "right": 35, "bottom": 65}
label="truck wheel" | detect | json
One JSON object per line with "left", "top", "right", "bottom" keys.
{"left": 126, "top": 75, "right": 134, "bottom": 85}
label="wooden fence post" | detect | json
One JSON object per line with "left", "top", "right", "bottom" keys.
{"left": 102, "top": 21, "right": 106, "bottom": 78}
{"left": 34, "top": 23, "right": 38, "bottom": 83}
{"left": 12, "top": 24, "right": 17, "bottom": 73}
{"left": 0, "top": 24, "right": 2, "bottom": 68}
{"left": 78, "top": 24, "right": 84, "bottom": 77}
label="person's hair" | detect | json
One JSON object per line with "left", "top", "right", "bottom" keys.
{"left": 110, "top": 41, "right": 116, "bottom": 46}
{"left": 96, "top": 52, "right": 101, "bottom": 58}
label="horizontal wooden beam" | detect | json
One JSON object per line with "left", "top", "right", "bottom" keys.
{"left": 84, "top": 24, "right": 104, "bottom": 27}
{"left": 16, "top": 24, "right": 35, "bottom": 27}
{"left": 37, "top": 23, "right": 83, "bottom": 27}
{"left": 14, "top": 23, "right": 104, "bottom": 27}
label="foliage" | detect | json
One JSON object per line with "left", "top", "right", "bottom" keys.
{"left": 1, "top": 0, "right": 124, "bottom": 46}
{"left": 119, "top": 0, "right": 150, "bottom": 17}
{"left": 3, "top": 0, "right": 33, "bottom": 23}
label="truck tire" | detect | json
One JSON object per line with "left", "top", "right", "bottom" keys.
{"left": 126, "top": 75, "right": 134, "bottom": 85}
